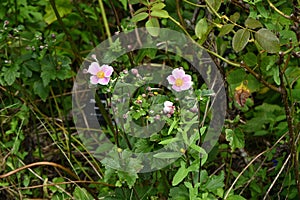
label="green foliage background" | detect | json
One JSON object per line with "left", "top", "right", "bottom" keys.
{"left": 0, "top": 0, "right": 299, "bottom": 199}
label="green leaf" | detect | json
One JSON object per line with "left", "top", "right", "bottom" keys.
{"left": 230, "top": 12, "right": 240, "bottom": 22}
{"left": 225, "top": 129, "right": 244, "bottom": 151}
{"left": 172, "top": 161, "right": 189, "bottom": 186}
{"left": 159, "top": 137, "right": 180, "bottom": 145}
{"left": 3, "top": 64, "right": 20, "bottom": 85}
{"left": 118, "top": 0, "right": 127, "bottom": 10}
{"left": 243, "top": 52, "right": 257, "bottom": 67}
{"left": 168, "top": 119, "right": 179, "bottom": 135}
{"left": 43, "top": 0, "right": 73, "bottom": 24}
{"left": 189, "top": 144, "right": 208, "bottom": 166}
{"left": 146, "top": 17, "right": 160, "bottom": 37}
{"left": 204, "top": 171, "right": 225, "bottom": 192}
{"left": 272, "top": 67, "right": 280, "bottom": 85}
{"left": 41, "top": 70, "right": 56, "bottom": 86}
{"left": 117, "top": 170, "right": 138, "bottom": 188}
{"left": 232, "top": 29, "right": 250, "bottom": 52}
{"left": 33, "top": 81, "right": 49, "bottom": 101}
{"left": 151, "top": 2, "right": 166, "bottom": 10}
{"left": 169, "top": 185, "right": 189, "bottom": 200}
{"left": 218, "top": 24, "right": 234, "bottom": 36}
{"left": 150, "top": 9, "right": 169, "bottom": 18}
{"left": 206, "top": 0, "right": 222, "bottom": 12}
{"left": 255, "top": 28, "right": 280, "bottom": 53}
{"left": 245, "top": 17, "right": 263, "bottom": 29}
{"left": 226, "top": 195, "right": 247, "bottom": 200}
{"left": 153, "top": 152, "right": 182, "bottom": 159}
{"left": 73, "top": 187, "right": 94, "bottom": 200}
{"left": 195, "top": 18, "right": 208, "bottom": 40}
{"left": 131, "top": 12, "right": 148, "bottom": 22}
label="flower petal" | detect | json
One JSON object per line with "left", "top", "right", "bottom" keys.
{"left": 88, "top": 62, "right": 101, "bottom": 75}
{"left": 172, "top": 85, "right": 182, "bottom": 92}
{"left": 90, "top": 75, "right": 99, "bottom": 84}
{"left": 172, "top": 68, "right": 185, "bottom": 78}
{"left": 102, "top": 65, "right": 114, "bottom": 77}
{"left": 98, "top": 77, "right": 110, "bottom": 85}
{"left": 167, "top": 75, "right": 176, "bottom": 84}
{"left": 164, "top": 101, "right": 173, "bottom": 107}
{"left": 182, "top": 74, "right": 191, "bottom": 82}
{"left": 180, "top": 81, "right": 192, "bottom": 90}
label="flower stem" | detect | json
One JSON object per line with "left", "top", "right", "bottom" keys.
{"left": 98, "top": 0, "right": 113, "bottom": 44}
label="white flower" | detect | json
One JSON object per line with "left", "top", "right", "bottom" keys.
{"left": 163, "top": 101, "right": 175, "bottom": 115}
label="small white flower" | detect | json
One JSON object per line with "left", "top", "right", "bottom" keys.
{"left": 163, "top": 101, "right": 175, "bottom": 115}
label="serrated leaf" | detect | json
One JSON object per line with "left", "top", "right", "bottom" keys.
{"left": 255, "top": 28, "right": 280, "bottom": 53}
{"left": 33, "top": 81, "right": 49, "bottom": 101}
{"left": 218, "top": 24, "right": 234, "bottom": 36}
{"left": 172, "top": 162, "right": 189, "bottom": 186}
{"left": 146, "top": 17, "right": 160, "bottom": 37}
{"left": 245, "top": 17, "right": 263, "bottom": 29}
{"left": 41, "top": 70, "right": 56, "bottom": 86}
{"left": 195, "top": 18, "right": 208, "bottom": 39}
{"left": 232, "top": 29, "right": 250, "bottom": 52}
{"left": 117, "top": 170, "right": 138, "bottom": 188}
{"left": 150, "top": 9, "right": 169, "bottom": 18}
{"left": 131, "top": 12, "right": 148, "bottom": 22}
{"left": 225, "top": 129, "right": 244, "bottom": 151}
{"left": 3, "top": 65, "right": 20, "bottom": 85}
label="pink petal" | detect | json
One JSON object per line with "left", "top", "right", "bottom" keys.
{"left": 167, "top": 75, "right": 176, "bottom": 84}
{"left": 98, "top": 77, "right": 110, "bottom": 85}
{"left": 88, "top": 62, "right": 101, "bottom": 75}
{"left": 172, "top": 85, "right": 182, "bottom": 92}
{"left": 181, "top": 81, "right": 192, "bottom": 90}
{"left": 90, "top": 75, "right": 99, "bottom": 84}
{"left": 102, "top": 65, "right": 114, "bottom": 77}
{"left": 172, "top": 68, "right": 185, "bottom": 79}
{"left": 182, "top": 74, "right": 191, "bottom": 82}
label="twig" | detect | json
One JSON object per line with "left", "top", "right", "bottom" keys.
{"left": 224, "top": 131, "right": 288, "bottom": 199}
{"left": 278, "top": 52, "right": 300, "bottom": 196}
{"left": 263, "top": 154, "right": 291, "bottom": 200}
{"left": 0, "top": 162, "right": 78, "bottom": 179}
{"left": 176, "top": 0, "right": 186, "bottom": 28}
{"left": 267, "top": 0, "right": 292, "bottom": 20}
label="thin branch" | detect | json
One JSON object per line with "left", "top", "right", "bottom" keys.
{"left": 224, "top": 131, "right": 288, "bottom": 199}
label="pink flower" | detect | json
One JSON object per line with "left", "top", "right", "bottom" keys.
{"left": 87, "top": 62, "right": 113, "bottom": 85}
{"left": 163, "top": 101, "right": 175, "bottom": 115}
{"left": 167, "top": 68, "right": 192, "bottom": 92}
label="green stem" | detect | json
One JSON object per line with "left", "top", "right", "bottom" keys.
{"left": 98, "top": 0, "right": 113, "bottom": 44}
{"left": 49, "top": 0, "right": 82, "bottom": 64}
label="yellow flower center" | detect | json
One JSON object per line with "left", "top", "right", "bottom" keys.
{"left": 96, "top": 71, "right": 105, "bottom": 79}
{"left": 175, "top": 78, "right": 183, "bottom": 87}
